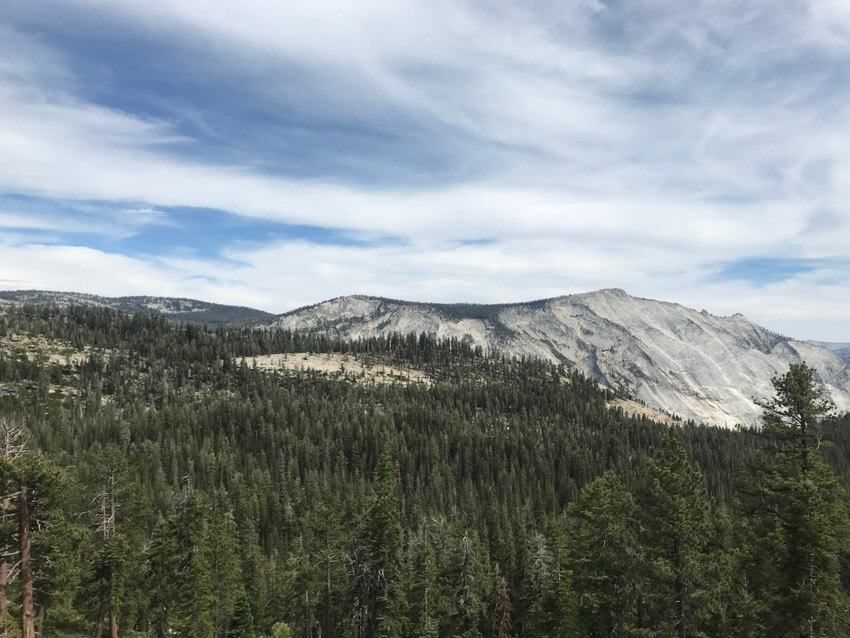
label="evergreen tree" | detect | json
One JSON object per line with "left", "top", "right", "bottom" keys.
{"left": 448, "top": 530, "right": 489, "bottom": 638}
{"left": 172, "top": 494, "right": 216, "bottom": 638}
{"left": 0, "top": 449, "right": 67, "bottom": 638}
{"left": 85, "top": 443, "right": 128, "bottom": 638}
{"left": 209, "top": 492, "right": 243, "bottom": 638}
{"left": 227, "top": 588, "right": 255, "bottom": 638}
{"left": 525, "top": 521, "right": 576, "bottom": 637}
{"left": 355, "top": 451, "right": 408, "bottom": 638}
{"left": 146, "top": 516, "right": 179, "bottom": 637}
{"left": 570, "top": 471, "right": 640, "bottom": 637}
{"left": 638, "top": 430, "right": 727, "bottom": 637}
{"left": 405, "top": 525, "right": 440, "bottom": 638}
{"left": 736, "top": 363, "right": 850, "bottom": 636}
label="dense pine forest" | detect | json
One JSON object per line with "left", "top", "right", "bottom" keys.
{"left": 0, "top": 303, "right": 848, "bottom": 637}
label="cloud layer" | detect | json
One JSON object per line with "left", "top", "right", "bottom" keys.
{"left": 1, "top": 1, "right": 850, "bottom": 339}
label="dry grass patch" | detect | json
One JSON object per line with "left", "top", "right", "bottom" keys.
{"left": 239, "top": 352, "right": 432, "bottom": 386}
{"left": 606, "top": 397, "right": 678, "bottom": 426}
{"left": 1, "top": 331, "right": 101, "bottom": 366}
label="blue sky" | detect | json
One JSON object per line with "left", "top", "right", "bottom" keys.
{"left": 1, "top": 1, "right": 850, "bottom": 339}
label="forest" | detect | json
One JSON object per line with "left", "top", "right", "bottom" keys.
{"left": 0, "top": 302, "right": 848, "bottom": 637}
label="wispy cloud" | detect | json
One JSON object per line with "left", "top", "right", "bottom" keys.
{"left": 1, "top": 1, "right": 849, "bottom": 339}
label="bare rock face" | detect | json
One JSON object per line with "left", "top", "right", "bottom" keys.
{"left": 806, "top": 341, "right": 850, "bottom": 358}
{"left": 271, "top": 289, "right": 850, "bottom": 427}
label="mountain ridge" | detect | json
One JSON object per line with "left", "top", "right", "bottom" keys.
{"left": 268, "top": 289, "right": 849, "bottom": 427}
{"left": 0, "top": 289, "right": 274, "bottom": 326}
{"left": 3, "top": 287, "right": 848, "bottom": 427}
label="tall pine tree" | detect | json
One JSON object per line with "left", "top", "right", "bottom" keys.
{"left": 736, "top": 363, "right": 850, "bottom": 636}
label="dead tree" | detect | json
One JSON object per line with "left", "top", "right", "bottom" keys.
{"left": 0, "top": 418, "right": 26, "bottom": 617}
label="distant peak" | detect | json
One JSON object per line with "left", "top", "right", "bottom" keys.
{"left": 573, "top": 288, "right": 631, "bottom": 300}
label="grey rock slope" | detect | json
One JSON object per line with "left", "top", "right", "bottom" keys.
{"left": 806, "top": 341, "right": 850, "bottom": 358}
{"left": 270, "top": 289, "right": 850, "bottom": 427}
{"left": 0, "top": 290, "right": 273, "bottom": 326}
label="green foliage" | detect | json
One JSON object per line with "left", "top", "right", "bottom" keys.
{"left": 227, "top": 588, "right": 255, "bottom": 638}
{"left": 570, "top": 471, "right": 641, "bottom": 636}
{"left": 356, "top": 451, "right": 409, "bottom": 638}
{"left": 0, "top": 305, "right": 849, "bottom": 635}
{"left": 638, "top": 430, "right": 731, "bottom": 636}
{"left": 525, "top": 521, "right": 577, "bottom": 637}
{"left": 736, "top": 363, "right": 850, "bottom": 636}
{"left": 269, "top": 622, "right": 293, "bottom": 638}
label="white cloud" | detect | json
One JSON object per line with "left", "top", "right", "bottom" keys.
{"left": 1, "top": 1, "right": 850, "bottom": 338}
{"left": 2, "top": 237, "right": 849, "bottom": 340}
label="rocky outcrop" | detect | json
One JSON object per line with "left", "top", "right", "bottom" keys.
{"left": 271, "top": 289, "right": 850, "bottom": 427}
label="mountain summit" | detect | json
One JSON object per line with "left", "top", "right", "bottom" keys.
{"left": 270, "top": 289, "right": 850, "bottom": 426}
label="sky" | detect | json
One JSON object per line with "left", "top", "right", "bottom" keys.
{"left": 1, "top": 1, "right": 850, "bottom": 340}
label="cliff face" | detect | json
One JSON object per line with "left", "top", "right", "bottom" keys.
{"left": 271, "top": 289, "right": 850, "bottom": 427}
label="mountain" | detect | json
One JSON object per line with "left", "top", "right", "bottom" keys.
{"left": 4, "top": 287, "right": 848, "bottom": 426}
{"left": 0, "top": 290, "right": 273, "bottom": 326}
{"left": 269, "top": 289, "right": 850, "bottom": 427}
{"left": 806, "top": 341, "right": 850, "bottom": 359}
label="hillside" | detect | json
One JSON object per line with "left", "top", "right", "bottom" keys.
{"left": 2, "top": 303, "right": 850, "bottom": 636}
{"left": 5, "top": 288, "right": 848, "bottom": 427}
{"left": 0, "top": 289, "right": 273, "bottom": 326}
{"left": 270, "top": 289, "right": 850, "bottom": 427}
{"left": 807, "top": 340, "right": 850, "bottom": 358}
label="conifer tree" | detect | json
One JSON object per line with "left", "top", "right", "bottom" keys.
{"left": 227, "top": 588, "right": 255, "bottom": 638}
{"left": 494, "top": 576, "right": 513, "bottom": 638}
{"left": 172, "top": 494, "right": 215, "bottom": 638}
{"left": 405, "top": 525, "right": 440, "bottom": 638}
{"left": 525, "top": 521, "right": 576, "bottom": 637}
{"left": 146, "top": 516, "right": 179, "bottom": 637}
{"left": 0, "top": 445, "right": 66, "bottom": 638}
{"left": 570, "top": 471, "right": 640, "bottom": 637}
{"left": 449, "top": 530, "right": 489, "bottom": 638}
{"left": 737, "top": 363, "right": 850, "bottom": 636}
{"left": 209, "top": 491, "right": 243, "bottom": 638}
{"left": 638, "top": 430, "right": 723, "bottom": 636}
{"left": 86, "top": 443, "right": 128, "bottom": 638}
{"left": 355, "top": 451, "right": 408, "bottom": 638}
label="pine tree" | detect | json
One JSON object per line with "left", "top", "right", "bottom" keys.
{"left": 355, "top": 451, "right": 408, "bottom": 638}
{"left": 208, "top": 492, "right": 243, "bottom": 638}
{"left": 736, "top": 363, "right": 850, "bottom": 636}
{"left": 227, "top": 588, "right": 255, "bottom": 638}
{"left": 172, "top": 494, "right": 215, "bottom": 638}
{"left": 0, "top": 450, "right": 66, "bottom": 638}
{"left": 570, "top": 471, "right": 640, "bottom": 637}
{"left": 146, "top": 516, "right": 179, "bottom": 637}
{"left": 0, "top": 418, "right": 26, "bottom": 617}
{"left": 525, "top": 521, "right": 576, "bottom": 637}
{"left": 87, "top": 443, "right": 128, "bottom": 638}
{"left": 405, "top": 525, "right": 439, "bottom": 638}
{"left": 638, "top": 430, "right": 725, "bottom": 636}
{"left": 449, "top": 530, "right": 489, "bottom": 638}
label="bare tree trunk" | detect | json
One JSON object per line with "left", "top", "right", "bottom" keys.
{"left": 19, "top": 480, "right": 35, "bottom": 638}
{"left": 0, "top": 560, "right": 8, "bottom": 615}
{"left": 95, "top": 593, "right": 106, "bottom": 638}
{"left": 0, "top": 419, "right": 26, "bottom": 616}
{"left": 109, "top": 608, "right": 119, "bottom": 638}
{"left": 36, "top": 605, "right": 44, "bottom": 638}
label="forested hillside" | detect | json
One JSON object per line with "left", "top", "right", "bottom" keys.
{"left": 0, "top": 304, "right": 848, "bottom": 637}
